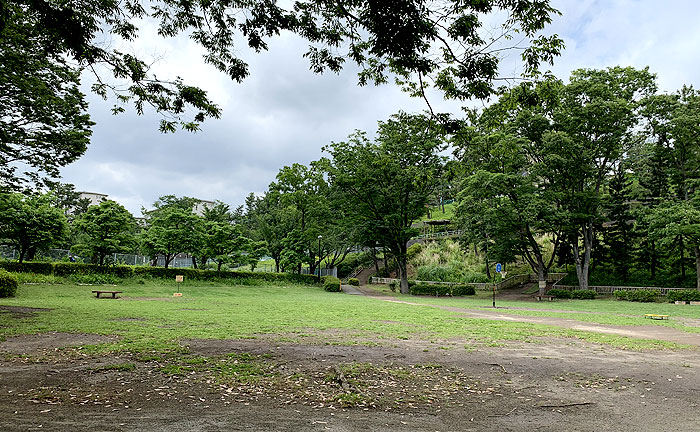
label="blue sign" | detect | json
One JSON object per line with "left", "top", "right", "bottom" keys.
{"left": 496, "top": 263, "right": 502, "bottom": 273}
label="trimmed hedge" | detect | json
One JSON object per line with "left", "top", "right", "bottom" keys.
{"left": 0, "top": 269, "right": 19, "bottom": 297}
{"left": 0, "top": 261, "right": 54, "bottom": 275}
{"left": 614, "top": 289, "right": 660, "bottom": 302}
{"left": 0, "top": 261, "right": 319, "bottom": 285}
{"left": 570, "top": 289, "right": 597, "bottom": 300}
{"left": 410, "top": 283, "right": 475, "bottom": 297}
{"left": 546, "top": 289, "right": 571, "bottom": 299}
{"left": 347, "top": 278, "right": 360, "bottom": 286}
{"left": 323, "top": 276, "right": 341, "bottom": 292}
{"left": 667, "top": 289, "right": 700, "bottom": 302}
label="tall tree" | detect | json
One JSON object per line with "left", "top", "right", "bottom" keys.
{"left": 325, "top": 113, "right": 446, "bottom": 293}
{"left": 71, "top": 200, "right": 137, "bottom": 265}
{"left": 550, "top": 67, "right": 657, "bottom": 289}
{"left": 141, "top": 196, "right": 203, "bottom": 268}
{"left": 0, "top": 192, "right": 68, "bottom": 262}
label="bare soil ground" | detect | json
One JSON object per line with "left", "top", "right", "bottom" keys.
{"left": 1, "top": 327, "right": 699, "bottom": 432}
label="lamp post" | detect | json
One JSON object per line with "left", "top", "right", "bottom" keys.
{"left": 317, "top": 235, "right": 323, "bottom": 283}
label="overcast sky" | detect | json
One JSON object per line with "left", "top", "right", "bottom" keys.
{"left": 59, "top": 0, "right": 700, "bottom": 216}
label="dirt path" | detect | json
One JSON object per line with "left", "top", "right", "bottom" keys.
{"left": 374, "top": 298, "right": 700, "bottom": 347}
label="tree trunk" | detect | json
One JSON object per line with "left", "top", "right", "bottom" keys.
{"left": 217, "top": 261, "right": 222, "bottom": 272}
{"left": 191, "top": 256, "right": 198, "bottom": 269}
{"left": 650, "top": 240, "right": 657, "bottom": 279}
{"left": 572, "top": 224, "right": 593, "bottom": 291}
{"left": 537, "top": 256, "right": 547, "bottom": 297}
{"left": 680, "top": 237, "right": 686, "bottom": 278}
{"left": 695, "top": 246, "right": 700, "bottom": 291}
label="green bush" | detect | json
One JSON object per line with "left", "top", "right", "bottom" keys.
{"left": 388, "top": 280, "right": 398, "bottom": 292}
{"left": 323, "top": 276, "right": 341, "bottom": 292}
{"left": 0, "top": 269, "right": 19, "bottom": 297}
{"left": 667, "top": 289, "right": 700, "bottom": 302}
{"left": 69, "top": 273, "right": 122, "bottom": 285}
{"left": 0, "top": 261, "right": 54, "bottom": 275}
{"left": 570, "top": 289, "right": 597, "bottom": 300}
{"left": 347, "top": 277, "right": 360, "bottom": 286}
{"left": 54, "top": 262, "right": 134, "bottom": 278}
{"left": 546, "top": 289, "right": 572, "bottom": 299}
{"left": 614, "top": 289, "right": 660, "bottom": 302}
{"left": 405, "top": 243, "right": 423, "bottom": 261}
{"left": 410, "top": 283, "right": 475, "bottom": 296}
{"left": 0, "top": 260, "right": 319, "bottom": 286}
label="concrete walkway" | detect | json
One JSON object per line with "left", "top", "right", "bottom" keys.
{"left": 341, "top": 284, "right": 363, "bottom": 295}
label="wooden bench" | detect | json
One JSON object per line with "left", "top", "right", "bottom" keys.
{"left": 536, "top": 295, "right": 555, "bottom": 302}
{"left": 644, "top": 314, "right": 669, "bottom": 320}
{"left": 92, "top": 290, "right": 122, "bottom": 299}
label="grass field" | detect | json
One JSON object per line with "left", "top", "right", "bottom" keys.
{"left": 2, "top": 280, "right": 697, "bottom": 354}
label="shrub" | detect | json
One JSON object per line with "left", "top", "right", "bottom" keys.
{"left": 613, "top": 290, "right": 627, "bottom": 300}
{"left": 347, "top": 278, "right": 360, "bottom": 286}
{"left": 667, "top": 289, "right": 700, "bottom": 302}
{"left": 547, "top": 289, "right": 572, "bottom": 299}
{"left": 410, "top": 283, "right": 475, "bottom": 296}
{"left": 0, "top": 261, "right": 53, "bottom": 275}
{"left": 323, "top": 276, "right": 341, "bottom": 292}
{"left": 405, "top": 243, "right": 423, "bottom": 261}
{"left": 570, "top": 289, "right": 597, "bottom": 300}
{"left": 53, "top": 262, "right": 134, "bottom": 278}
{"left": 388, "top": 281, "right": 398, "bottom": 292}
{"left": 0, "top": 269, "right": 19, "bottom": 297}
{"left": 614, "top": 289, "right": 660, "bottom": 302}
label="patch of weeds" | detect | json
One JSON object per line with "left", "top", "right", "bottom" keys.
{"left": 414, "top": 362, "right": 442, "bottom": 369}
{"left": 93, "top": 363, "right": 136, "bottom": 372}
{"left": 336, "top": 391, "right": 373, "bottom": 407}
{"left": 184, "top": 356, "right": 208, "bottom": 365}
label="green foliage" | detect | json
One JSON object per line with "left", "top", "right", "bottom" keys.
{"left": 0, "top": 193, "right": 69, "bottom": 263}
{"left": 71, "top": 200, "right": 137, "bottom": 265}
{"left": 347, "top": 278, "right": 360, "bottom": 286}
{"left": 406, "top": 243, "right": 423, "bottom": 261}
{"left": 0, "top": 261, "right": 54, "bottom": 275}
{"left": 570, "top": 290, "right": 597, "bottom": 300}
{"left": 323, "top": 276, "right": 341, "bottom": 292}
{"left": 336, "top": 252, "right": 374, "bottom": 278}
{"left": 413, "top": 240, "right": 491, "bottom": 283}
{"left": 0, "top": 269, "right": 18, "bottom": 297}
{"left": 325, "top": 113, "right": 448, "bottom": 293}
{"left": 613, "top": 289, "right": 660, "bottom": 302}
{"left": 0, "top": 4, "right": 92, "bottom": 187}
{"left": 409, "top": 283, "right": 475, "bottom": 297}
{"left": 558, "top": 270, "right": 696, "bottom": 289}
{"left": 8, "top": 0, "right": 561, "bottom": 138}
{"left": 0, "top": 261, "right": 319, "bottom": 285}
{"left": 667, "top": 290, "right": 700, "bottom": 302}
{"left": 53, "top": 262, "right": 134, "bottom": 278}
{"left": 141, "top": 196, "right": 204, "bottom": 268}
{"left": 546, "top": 289, "right": 572, "bottom": 299}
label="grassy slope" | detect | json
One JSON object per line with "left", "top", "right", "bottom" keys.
{"left": 1, "top": 280, "right": 695, "bottom": 354}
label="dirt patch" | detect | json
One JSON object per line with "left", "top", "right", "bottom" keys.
{"left": 0, "top": 305, "right": 51, "bottom": 319}
{"left": 1, "top": 336, "right": 698, "bottom": 431}
{"left": 0, "top": 332, "right": 119, "bottom": 355}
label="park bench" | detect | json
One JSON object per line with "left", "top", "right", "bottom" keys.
{"left": 643, "top": 314, "right": 669, "bottom": 320}
{"left": 536, "top": 295, "right": 555, "bottom": 302}
{"left": 92, "top": 290, "right": 122, "bottom": 299}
